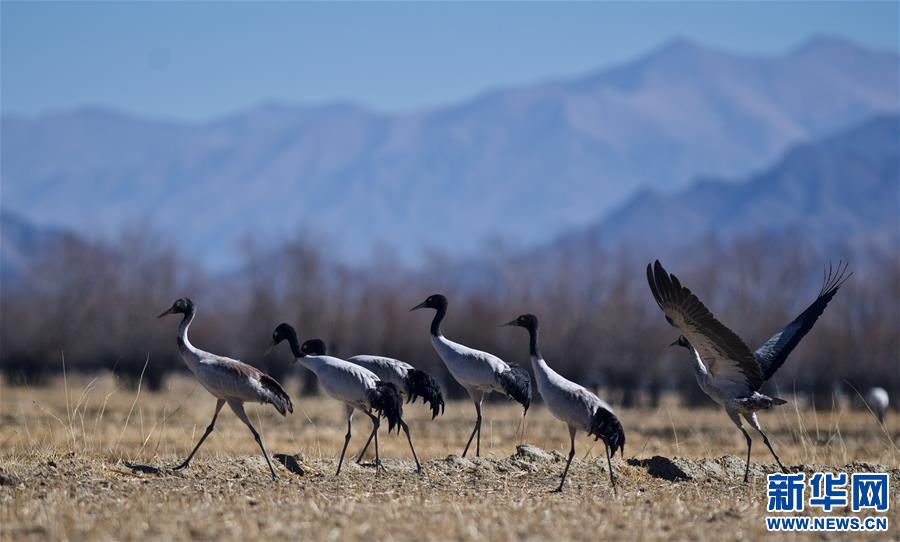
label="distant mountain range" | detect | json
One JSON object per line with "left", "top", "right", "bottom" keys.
{"left": 3, "top": 115, "right": 898, "bottom": 286}
{"left": 1, "top": 36, "right": 898, "bottom": 268}
{"left": 551, "top": 114, "right": 899, "bottom": 262}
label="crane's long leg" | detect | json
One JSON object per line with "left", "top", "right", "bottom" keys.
{"left": 745, "top": 413, "right": 787, "bottom": 474}
{"left": 520, "top": 409, "right": 528, "bottom": 445}
{"left": 462, "top": 393, "right": 484, "bottom": 458}
{"left": 364, "top": 412, "right": 383, "bottom": 471}
{"left": 760, "top": 432, "right": 786, "bottom": 473}
{"left": 336, "top": 407, "right": 354, "bottom": 476}
{"left": 476, "top": 410, "right": 482, "bottom": 457}
{"left": 227, "top": 399, "right": 277, "bottom": 480}
{"left": 605, "top": 441, "right": 617, "bottom": 495}
{"left": 729, "top": 410, "right": 753, "bottom": 483}
{"left": 740, "top": 427, "right": 752, "bottom": 483}
{"left": 553, "top": 425, "right": 577, "bottom": 492}
{"left": 174, "top": 399, "right": 225, "bottom": 470}
{"left": 399, "top": 420, "right": 422, "bottom": 473}
{"left": 356, "top": 415, "right": 379, "bottom": 464}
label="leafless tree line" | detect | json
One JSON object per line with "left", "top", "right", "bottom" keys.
{"left": 2, "top": 228, "right": 897, "bottom": 409}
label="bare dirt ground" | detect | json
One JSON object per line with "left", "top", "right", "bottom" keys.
{"left": 1, "top": 375, "right": 897, "bottom": 541}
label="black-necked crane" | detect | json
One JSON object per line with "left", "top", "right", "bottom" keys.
{"left": 647, "top": 260, "right": 850, "bottom": 482}
{"left": 410, "top": 294, "right": 532, "bottom": 457}
{"left": 866, "top": 387, "right": 889, "bottom": 424}
{"left": 346, "top": 354, "right": 444, "bottom": 463}
{"left": 504, "top": 313, "right": 625, "bottom": 492}
{"left": 158, "top": 298, "right": 292, "bottom": 480}
{"left": 268, "top": 323, "right": 421, "bottom": 474}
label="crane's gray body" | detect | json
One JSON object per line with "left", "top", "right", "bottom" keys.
{"left": 431, "top": 334, "right": 512, "bottom": 398}
{"left": 296, "top": 354, "right": 380, "bottom": 411}
{"left": 177, "top": 317, "right": 289, "bottom": 411}
{"left": 347, "top": 355, "right": 413, "bottom": 391}
{"left": 531, "top": 354, "right": 614, "bottom": 433}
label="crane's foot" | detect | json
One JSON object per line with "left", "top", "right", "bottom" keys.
{"left": 172, "top": 461, "right": 190, "bottom": 471}
{"left": 359, "top": 459, "right": 384, "bottom": 470}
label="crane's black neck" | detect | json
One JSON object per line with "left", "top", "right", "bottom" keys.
{"left": 430, "top": 303, "right": 447, "bottom": 337}
{"left": 284, "top": 328, "right": 303, "bottom": 358}
{"left": 526, "top": 322, "right": 541, "bottom": 359}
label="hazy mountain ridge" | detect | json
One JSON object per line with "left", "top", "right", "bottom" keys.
{"left": 562, "top": 114, "right": 900, "bottom": 259}
{"left": 2, "top": 36, "right": 897, "bottom": 268}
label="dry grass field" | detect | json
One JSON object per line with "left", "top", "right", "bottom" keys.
{"left": 1, "top": 374, "right": 897, "bottom": 541}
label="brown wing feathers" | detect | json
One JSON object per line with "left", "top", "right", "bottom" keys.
{"left": 648, "top": 260, "right": 764, "bottom": 391}
{"left": 258, "top": 373, "right": 294, "bottom": 416}
{"left": 216, "top": 361, "right": 294, "bottom": 416}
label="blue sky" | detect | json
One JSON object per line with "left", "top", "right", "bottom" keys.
{"left": 2, "top": 1, "right": 898, "bottom": 121}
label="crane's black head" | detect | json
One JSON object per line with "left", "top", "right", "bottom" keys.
{"left": 267, "top": 323, "right": 302, "bottom": 358}
{"left": 670, "top": 335, "right": 691, "bottom": 350}
{"left": 157, "top": 297, "right": 194, "bottom": 318}
{"left": 270, "top": 323, "right": 297, "bottom": 347}
{"left": 503, "top": 313, "right": 539, "bottom": 332}
{"left": 410, "top": 293, "right": 447, "bottom": 312}
{"left": 300, "top": 339, "right": 327, "bottom": 356}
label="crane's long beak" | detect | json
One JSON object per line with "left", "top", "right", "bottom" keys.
{"left": 409, "top": 301, "right": 427, "bottom": 311}
{"left": 263, "top": 341, "right": 275, "bottom": 357}
{"left": 669, "top": 339, "right": 679, "bottom": 347}
{"left": 501, "top": 318, "right": 518, "bottom": 327}
{"left": 157, "top": 307, "right": 176, "bottom": 318}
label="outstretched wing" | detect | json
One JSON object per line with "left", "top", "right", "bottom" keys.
{"left": 754, "top": 261, "right": 851, "bottom": 381}
{"left": 647, "top": 260, "right": 763, "bottom": 393}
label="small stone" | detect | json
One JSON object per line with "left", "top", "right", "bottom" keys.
{"left": 273, "top": 454, "right": 305, "bottom": 476}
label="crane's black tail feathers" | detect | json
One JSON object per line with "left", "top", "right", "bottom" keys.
{"left": 589, "top": 407, "right": 625, "bottom": 457}
{"left": 499, "top": 364, "right": 532, "bottom": 414}
{"left": 735, "top": 394, "right": 787, "bottom": 410}
{"left": 259, "top": 374, "right": 294, "bottom": 416}
{"left": 404, "top": 368, "right": 445, "bottom": 419}
{"left": 367, "top": 381, "right": 403, "bottom": 434}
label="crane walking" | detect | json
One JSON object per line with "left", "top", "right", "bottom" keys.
{"left": 647, "top": 260, "right": 850, "bottom": 482}
{"left": 504, "top": 314, "right": 624, "bottom": 492}
{"left": 347, "top": 354, "right": 444, "bottom": 463}
{"left": 269, "top": 323, "right": 421, "bottom": 474}
{"left": 411, "top": 294, "right": 532, "bottom": 457}
{"left": 158, "top": 298, "right": 293, "bottom": 480}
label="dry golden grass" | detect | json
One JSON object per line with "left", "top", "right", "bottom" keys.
{"left": 1, "top": 374, "right": 897, "bottom": 541}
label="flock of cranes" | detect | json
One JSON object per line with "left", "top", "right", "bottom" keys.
{"left": 157, "top": 260, "right": 873, "bottom": 490}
